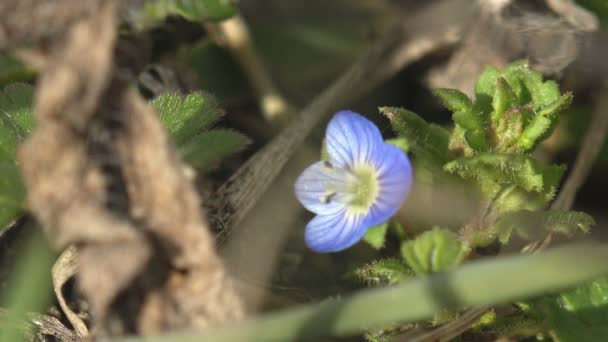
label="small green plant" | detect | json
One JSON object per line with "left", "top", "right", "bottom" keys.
{"left": 331, "top": 61, "right": 597, "bottom": 340}
{"left": 0, "top": 86, "right": 248, "bottom": 232}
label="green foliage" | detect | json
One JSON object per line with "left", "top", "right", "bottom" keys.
{"left": 118, "top": 242, "right": 608, "bottom": 342}
{"left": 0, "top": 228, "right": 55, "bottom": 342}
{"left": 0, "top": 55, "right": 33, "bottom": 87}
{"left": 0, "top": 83, "right": 34, "bottom": 230}
{"left": 179, "top": 129, "right": 248, "bottom": 169}
{"left": 152, "top": 92, "right": 223, "bottom": 145}
{"left": 496, "top": 210, "right": 594, "bottom": 244}
{"left": 472, "top": 308, "right": 544, "bottom": 338}
{"left": 534, "top": 277, "right": 608, "bottom": 342}
{"left": 151, "top": 92, "right": 247, "bottom": 169}
{"left": 0, "top": 89, "right": 245, "bottom": 231}
{"left": 380, "top": 106, "right": 450, "bottom": 168}
{"left": 437, "top": 61, "right": 571, "bottom": 156}
{"left": 363, "top": 223, "right": 389, "bottom": 250}
{"left": 434, "top": 88, "right": 488, "bottom": 152}
{"left": 352, "top": 258, "right": 412, "bottom": 286}
{"left": 140, "top": 0, "right": 236, "bottom": 27}
{"left": 576, "top": 0, "right": 608, "bottom": 25}
{"left": 515, "top": 92, "right": 573, "bottom": 152}
{"left": 400, "top": 228, "right": 469, "bottom": 275}
{"left": 444, "top": 153, "right": 564, "bottom": 199}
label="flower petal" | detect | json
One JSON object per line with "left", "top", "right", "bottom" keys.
{"left": 325, "top": 110, "right": 383, "bottom": 168}
{"left": 305, "top": 210, "right": 367, "bottom": 252}
{"left": 294, "top": 161, "right": 346, "bottom": 215}
{"left": 365, "top": 143, "right": 413, "bottom": 226}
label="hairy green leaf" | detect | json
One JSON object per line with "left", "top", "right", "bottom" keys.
{"left": 491, "top": 77, "right": 518, "bottom": 123}
{"left": 496, "top": 210, "right": 594, "bottom": 244}
{"left": 433, "top": 89, "right": 472, "bottom": 113}
{"left": 179, "top": 130, "right": 248, "bottom": 169}
{"left": 400, "top": 228, "right": 469, "bottom": 275}
{"left": 534, "top": 277, "right": 608, "bottom": 342}
{"left": 140, "top": 0, "right": 236, "bottom": 25}
{"left": 380, "top": 107, "right": 450, "bottom": 167}
{"left": 151, "top": 92, "right": 224, "bottom": 146}
{"left": 352, "top": 258, "right": 412, "bottom": 286}
{"left": 434, "top": 89, "right": 488, "bottom": 153}
{"left": 475, "top": 66, "right": 501, "bottom": 101}
{"left": 467, "top": 62, "right": 569, "bottom": 153}
{"left": 0, "top": 83, "right": 34, "bottom": 230}
{"left": 363, "top": 223, "right": 389, "bottom": 250}
{"left": 515, "top": 92, "right": 573, "bottom": 152}
{"left": 444, "top": 153, "right": 564, "bottom": 198}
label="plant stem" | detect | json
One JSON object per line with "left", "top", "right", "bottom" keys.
{"left": 206, "top": 15, "right": 293, "bottom": 127}
{"left": 209, "top": 0, "right": 474, "bottom": 242}
{"left": 117, "top": 241, "right": 608, "bottom": 342}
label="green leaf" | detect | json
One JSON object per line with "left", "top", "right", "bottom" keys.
{"left": 434, "top": 89, "right": 488, "bottom": 153}
{"left": 0, "top": 54, "right": 34, "bottom": 87}
{"left": 475, "top": 66, "right": 501, "bottom": 100}
{"left": 400, "top": 228, "right": 469, "bottom": 275}
{"left": 151, "top": 92, "right": 224, "bottom": 146}
{"left": 140, "top": 0, "right": 236, "bottom": 26}
{"left": 0, "top": 160, "right": 26, "bottom": 229}
{"left": 0, "top": 83, "right": 34, "bottom": 230}
{"left": 380, "top": 107, "right": 450, "bottom": 167}
{"left": 535, "top": 277, "right": 608, "bottom": 342}
{"left": 0, "top": 83, "right": 35, "bottom": 155}
{"left": 179, "top": 130, "right": 248, "bottom": 169}
{"left": 496, "top": 210, "right": 595, "bottom": 244}
{"left": 433, "top": 89, "right": 472, "bottom": 113}
{"left": 469, "top": 61, "right": 569, "bottom": 153}
{"left": 576, "top": 0, "right": 608, "bottom": 26}
{"left": 443, "top": 153, "right": 564, "bottom": 199}
{"left": 363, "top": 223, "right": 389, "bottom": 250}
{"left": 113, "top": 242, "right": 608, "bottom": 342}
{"left": 494, "top": 106, "right": 526, "bottom": 152}
{"left": 352, "top": 258, "right": 412, "bottom": 286}
{"left": 491, "top": 77, "right": 518, "bottom": 123}
{"left": 515, "top": 92, "right": 573, "bottom": 152}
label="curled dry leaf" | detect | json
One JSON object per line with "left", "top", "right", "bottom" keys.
{"left": 6, "top": 0, "right": 243, "bottom": 336}
{"left": 52, "top": 246, "right": 88, "bottom": 338}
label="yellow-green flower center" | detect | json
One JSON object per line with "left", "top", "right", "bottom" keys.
{"left": 346, "top": 163, "right": 379, "bottom": 214}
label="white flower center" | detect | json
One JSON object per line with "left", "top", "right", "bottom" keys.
{"left": 321, "top": 161, "right": 380, "bottom": 214}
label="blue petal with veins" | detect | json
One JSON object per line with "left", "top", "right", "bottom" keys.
{"left": 295, "top": 110, "right": 413, "bottom": 253}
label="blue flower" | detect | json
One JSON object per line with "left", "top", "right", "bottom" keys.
{"left": 295, "top": 110, "right": 413, "bottom": 252}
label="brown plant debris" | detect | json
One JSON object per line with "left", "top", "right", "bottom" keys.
{"left": 427, "top": 0, "right": 597, "bottom": 96}
{"left": 3, "top": 0, "right": 243, "bottom": 337}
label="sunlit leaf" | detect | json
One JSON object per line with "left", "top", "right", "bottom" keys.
{"left": 515, "top": 92, "right": 573, "bottom": 152}
{"left": 400, "top": 228, "right": 469, "bottom": 275}
{"left": 444, "top": 153, "right": 564, "bottom": 199}
{"left": 151, "top": 92, "right": 224, "bottom": 145}
{"left": 362, "top": 223, "right": 389, "bottom": 250}
{"left": 179, "top": 130, "right": 249, "bottom": 169}
{"left": 496, "top": 210, "right": 594, "bottom": 244}
{"left": 380, "top": 107, "right": 450, "bottom": 168}
{"left": 534, "top": 277, "right": 608, "bottom": 342}
{"left": 352, "top": 258, "right": 412, "bottom": 287}
{"left": 0, "top": 83, "right": 34, "bottom": 230}
{"left": 140, "top": 0, "right": 236, "bottom": 26}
